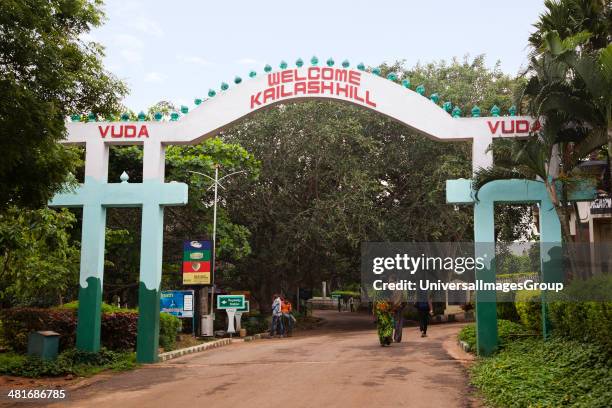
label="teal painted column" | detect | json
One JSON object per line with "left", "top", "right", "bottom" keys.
{"left": 538, "top": 204, "right": 562, "bottom": 339}
{"left": 473, "top": 202, "right": 498, "bottom": 356}
{"left": 136, "top": 202, "right": 165, "bottom": 363}
{"left": 76, "top": 203, "right": 107, "bottom": 352}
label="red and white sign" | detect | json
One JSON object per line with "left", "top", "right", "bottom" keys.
{"left": 487, "top": 119, "right": 540, "bottom": 136}
{"left": 98, "top": 125, "right": 149, "bottom": 138}
{"left": 250, "top": 67, "right": 376, "bottom": 110}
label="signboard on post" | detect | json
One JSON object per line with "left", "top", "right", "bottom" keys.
{"left": 236, "top": 300, "right": 250, "bottom": 313}
{"left": 216, "top": 295, "right": 245, "bottom": 309}
{"left": 182, "top": 240, "right": 212, "bottom": 285}
{"left": 160, "top": 290, "right": 194, "bottom": 318}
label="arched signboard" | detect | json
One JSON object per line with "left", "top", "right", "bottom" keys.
{"left": 51, "top": 64, "right": 539, "bottom": 363}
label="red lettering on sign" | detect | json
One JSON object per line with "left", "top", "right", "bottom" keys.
{"left": 251, "top": 92, "right": 262, "bottom": 109}
{"left": 99, "top": 125, "right": 110, "bottom": 138}
{"left": 321, "top": 67, "right": 334, "bottom": 80}
{"left": 138, "top": 126, "right": 149, "bottom": 138}
{"left": 348, "top": 71, "right": 361, "bottom": 86}
{"left": 501, "top": 121, "right": 515, "bottom": 134}
{"left": 487, "top": 121, "right": 500, "bottom": 134}
{"left": 263, "top": 88, "right": 275, "bottom": 104}
{"left": 307, "top": 81, "right": 320, "bottom": 94}
{"left": 294, "top": 69, "right": 306, "bottom": 81}
{"left": 516, "top": 120, "right": 529, "bottom": 133}
{"left": 268, "top": 72, "right": 281, "bottom": 86}
{"left": 294, "top": 81, "right": 307, "bottom": 95}
{"left": 280, "top": 85, "right": 293, "bottom": 97}
{"left": 281, "top": 70, "right": 293, "bottom": 83}
{"left": 334, "top": 69, "right": 348, "bottom": 82}
{"left": 336, "top": 82, "right": 349, "bottom": 97}
{"left": 365, "top": 91, "right": 376, "bottom": 108}
{"left": 125, "top": 125, "right": 136, "bottom": 138}
{"left": 111, "top": 126, "right": 123, "bottom": 138}
{"left": 308, "top": 67, "right": 320, "bottom": 80}
{"left": 354, "top": 87, "right": 364, "bottom": 103}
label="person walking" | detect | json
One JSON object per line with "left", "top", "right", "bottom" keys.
{"left": 374, "top": 300, "right": 393, "bottom": 346}
{"left": 281, "top": 296, "right": 295, "bottom": 337}
{"left": 415, "top": 290, "right": 433, "bottom": 337}
{"left": 348, "top": 297, "right": 355, "bottom": 312}
{"left": 270, "top": 294, "right": 284, "bottom": 338}
{"left": 390, "top": 288, "right": 407, "bottom": 343}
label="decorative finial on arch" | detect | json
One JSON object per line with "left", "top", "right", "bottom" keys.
{"left": 401, "top": 78, "right": 410, "bottom": 88}
{"left": 386, "top": 72, "right": 397, "bottom": 81}
{"left": 170, "top": 112, "right": 179, "bottom": 121}
{"left": 120, "top": 171, "right": 129, "bottom": 183}
{"left": 357, "top": 62, "right": 365, "bottom": 71}
{"left": 87, "top": 112, "right": 96, "bottom": 122}
{"left": 342, "top": 59, "right": 350, "bottom": 68}
{"left": 442, "top": 101, "right": 453, "bottom": 112}
{"left": 296, "top": 58, "right": 304, "bottom": 67}
{"left": 471, "top": 105, "right": 481, "bottom": 117}
{"left": 194, "top": 98, "right": 202, "bottom": 106}
{"left": 220, "top": 82, "right": 229, "bottom": 91}
{"left": 180, "top": 106, "right": 189, "bottom": 114}
{"left": 415, "top": 85, "right": 425, "bottom": 96}
{"left": 452, "top": 106, "right": 462, "bottom": 117}
{"left": 279, "top": 60, "right": 288, "bottom": 69}
{"left": 326, "top": 57, "right": 334, "bottom": 67}
{"left": 208, "top": 89, "right": 216, "bottom": 98}
{"left": 264, "top": 64, "right": 272, "bottom": 73}
{"left": 154, "top": 111, "right": 163, "bottom": 121}
{"left": 120, "top": 112, "right": 130, "bottom": 121}
{"left": 372, "top": 67, "right": 381, "bottom": 76}
{"left": 310, "top": 56, "right": 319, "bottom": 66}
{"left": 137, "top": 111, "right": 146, "bottom": 121}
{"left": 249, "top": 70, "right": 257, "bottom": 78}
{"left": 430, "top": 93, "right": 440, "bottom": 103}
{"left": 70, "top": 114, "right": 81, "bottom": 122}
{"left": 509, "top": 105, "right": 517, "bottom": 116}
{"left": 234, "top": 76, "right": 242, "bottom": 84}
{"left": 491, "top": 105, "right": 500, "bottom": 117}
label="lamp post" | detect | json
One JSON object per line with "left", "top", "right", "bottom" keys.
{"left": 188, "top": 167, "right": 246, "bottom": 331}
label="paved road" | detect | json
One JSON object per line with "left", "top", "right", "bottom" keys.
{"left": 51, "top": 311, "right": 474, "bottom": 408}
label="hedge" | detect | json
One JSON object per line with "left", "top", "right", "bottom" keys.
{"left": 515, "top": 289, "right": 542, "bottom": 332}
{"left": 159, "top": 312, "right": 181, "bottom": 351}
{"left": 0, "top": 307, "right": 180, "bottom": 353}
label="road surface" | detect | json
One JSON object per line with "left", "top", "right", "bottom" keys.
{"left": 49, "top": 310, "right": 474, "bottom": 408}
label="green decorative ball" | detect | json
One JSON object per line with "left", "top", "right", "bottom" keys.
{"left": 415, "top": 85, "right": 425, "bottom": 95}
{"left": 234, "top": 76, "right": 242, "bottom": 84}
{"left": 154, "top": 111, "right": 163, "bottom": 121}
{"left": 170, "top": 112, "right": 179, "bottom": 121}
{"left": 87, "top": 112, "right": 96, "bottom": 122}
{"left": 194, "top": 98, "right": 202, "bottom": 106}
{"left": 220, "top": 82, "right": 229, "bottom": 91}
{"left": 342, "top": 59, "right": 350, "bottom": 68}
{"left": 249, "top": 71, "right": 257, "bottom": 78}
{"left": 509, "top": 105, "right": 517, "bottom": 116}
{"left": 264, "top": 64, "right": 272, "bottom": 73}
{"left": 279, "top": 60, "right": 288, "bottom": 69}
{"left": 310, "top": 56, "right": 319, "bottom": 66}
{"left": 442, "top": 101, "right": 453, "bottom": 112}
{"left": 357, "top": 62, "right": 365, "bottom": 71}
{"left": 326, "top": 58, "right": 334, "bottom": 67}
{"left": 71, "top": 114, "right": 81, "bottom": 122}
{"left": 471, "top": 105, "right": 481, "bottom": 117}
{"left": 401, "top": 79, "right": 411, "bottom": 88}
{"left": 491, "top": 105, "right": 500, "bottom": 117}
{"left": 208, "top": 89, "right": 216, "bottom": 98}
{"left": 387, "top": 72, "right": 397, "bottom": 81}
{"left": 180, "top": 105, "right": 189, "bottom": 114}
{"left": 452, "top": 106, "right": 462, "bottom": 117}
{"left": 296, "top": 58, "right": 304, "bottom": 67}
{"left": 372, "top": 67, "right": 381, "bottom": 76}
{"left": 430, "top": 93, "right": 440, "bottom": 103}
{"left": 137, "top": 111, "right": 146, "bottom": 121}
{"left": 120, "top": 112, "right": 130, "bottom": 121}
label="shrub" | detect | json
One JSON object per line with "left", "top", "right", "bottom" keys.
{"left": 0, "top": 308, "right": 77, "bottom": 353}
{"left": 101, "top": 312, "right": 138, "bottom": 351}
{"left": 59, "top": 301, "right": 137, "bottom": 314}
{"left": 158, "top": 313, "right": 181, "bottom": 351}
{"left": 0, "top": 348, "right": 136, "bottom": 378}
{"left": 470, "top": 337, "right": 612, "bottom": 408}
{"left": 515, "top": 289, "right": 542, "bottom": 332}
{"left": 496, "top": 291, "right": 520, "bottom": 321}
{"left": 458, "top": 319, "right": 531, "bottom": 352}
{"left": 243, "top": 315, "right": 269, "bottom": 335}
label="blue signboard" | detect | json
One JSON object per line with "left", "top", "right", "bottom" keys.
{"left": 160, "top": 290, "right": 194, "bottom": 318}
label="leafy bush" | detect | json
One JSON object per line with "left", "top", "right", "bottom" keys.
{"left": 159, "top": 312, "right": 181, "bottom": 351}
{"left": 243, "top": 316, "right": 269, "bottom": 335}
{"left": 471, "top": 337, "right": 612, "bottom": 407}
{"left": 515, "top": 289, "right": 541, "bottom": 332}
{"left": 101, "top": 312, "right": 138, "bottom": 350}
{"left": 496, "top": 291, "right": 520, "bottom": 321}
{"left": 60, "top": 301, "right": 137, "bottom": 314}
{"left": 458, "top": 319, "right": 530, "bottom": 352}
{"left": 0, "top": 308, "right": 77, "bottom": 353}
{"left": 0, "top": 348, "right": 136, "bottom": 378}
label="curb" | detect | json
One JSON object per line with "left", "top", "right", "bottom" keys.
{"left": 458, "top": 340, "right": 471, "bottom": 353}
{"left": 158, "top": 338, "right": 232, "bottom": 362}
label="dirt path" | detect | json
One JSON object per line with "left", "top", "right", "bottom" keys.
{"left": 10, "top": 310, "right": 476, "bottom": 408}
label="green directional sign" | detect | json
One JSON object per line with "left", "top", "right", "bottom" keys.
{"left": 216, "top": 295, "right": 245, "bottom": 309}
{"left": 236, "top": 300, "right": 250, "bottom": 313}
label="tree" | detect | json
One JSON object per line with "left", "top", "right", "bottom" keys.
{"left": 0, "top": 0, "right": 127, "bottom": 211}
{"left": 0, "top": 207, "right": 80, "bottom": 307}
{"left": 474, "top": 0, "right": 612, "bottom": 242}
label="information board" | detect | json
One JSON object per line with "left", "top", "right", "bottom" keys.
{"left": 182, "top": 240, "right": 212, "bottom": 285}
{"left": 160, "top": 290, "right": 195, "bottom": 318}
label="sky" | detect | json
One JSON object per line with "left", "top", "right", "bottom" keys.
{"left": 87, "top": 0, "right": 547, "bottom": 112}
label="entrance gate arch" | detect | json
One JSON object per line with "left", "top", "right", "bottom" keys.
{"left": 50, "top": 59, "right": 551, "bottom": 362}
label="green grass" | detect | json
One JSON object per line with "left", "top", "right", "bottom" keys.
{"left": 458, "top": 319, "right": 531, "bottom": 352}
{"left": 470, "top": 337, "right": 612, "bottom": 408}
{"left": 0, "top": 348, "right": 137, "bottom": 378}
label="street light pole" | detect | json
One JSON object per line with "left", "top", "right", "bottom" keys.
{"left": 188, "top": 167, "right": 246, "bottom": 334}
